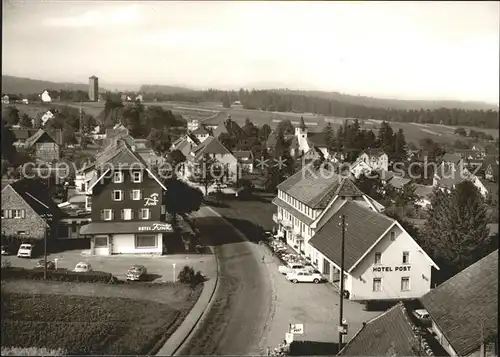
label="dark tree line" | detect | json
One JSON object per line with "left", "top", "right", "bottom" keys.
{"left": 141, "top": 89, "right": 499, "bottom": 129}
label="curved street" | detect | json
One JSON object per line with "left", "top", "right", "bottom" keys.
{"left": 178, "top": 206, "right": 274, "bottom": 355}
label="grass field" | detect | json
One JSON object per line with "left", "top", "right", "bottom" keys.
{"left": 1, "top": 280, "right": 202, "bottom": 355}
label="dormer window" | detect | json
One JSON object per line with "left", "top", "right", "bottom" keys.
{"left": 114, "top": 171, "right": 123, "bottom": 183}
{"left": 132, "top": 171, "right": 143, "bottom": 183}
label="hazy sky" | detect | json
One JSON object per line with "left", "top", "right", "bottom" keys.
{"left": 3, "top": 1, "right": 499, "bottom": 104}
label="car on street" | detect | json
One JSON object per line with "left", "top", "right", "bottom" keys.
{"left": 73, "top": 262, "right": 93, "bottom": 273}
{"left": 286, "top": 270, "right": 324, "bottom": 284}
{"left": 126, "top": 265, "right": 147, "bottom": 281}
{"left": 278, "top": 262, "right": 307, "bottom": 275}
{"left": 17, "top": 244, "right": 33, "bottom": 258}
{"left": 412, "top": 309, "right": 432, "bottom": 327}
{"left": 35, "top": 260, "right": 55, "bottom": 270}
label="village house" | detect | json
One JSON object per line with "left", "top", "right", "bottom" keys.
{"left": 350, "top": 149, "right": 389, "bottom": 178}
{"left": 24, "top": 129, "right": 61, "bottom": 162}
{"left": 420, "top": 250, "right": 498, "bottom": 357}
{"left": 1, "top": 178, "right": 63, "bottom": 241}
{"left": 79, "top": 139, "right": 173, "bottom": 255}
{"left": 187, "top": 118, "right": 200, "bottom": 132}
{"left": 414, "top": 184, "right": 434, "bottom": 208}
{"left": 40, "top": 90, "right": 52, "bottom": 103}
{"left": 232, "top": 150, "right": 254, "bottom": 174}
{"left": 273, "top": 163, "right": 438, "bottom": 302}
{"left": 40, "top": 110, "right": 55, "bottom": 126}
{"left": 183, "top": 136, "right": 239, "bottom": 184}
{"left": 484, "top": 157, "right": 499, "bottom": 182}
{"left": 212, "top": 114, "right": 248, "bottom": 150}
{"left": 338, "top": 302, "right": 434, "bottom": 356}
{"left": 192, "top": 124, "right": 210, "bottom": 143}
{"left": 171, "top": 133, "right": 201, "bottom": 158}
{"left": 471, "top": 143, "right": 487, "bottom": 157}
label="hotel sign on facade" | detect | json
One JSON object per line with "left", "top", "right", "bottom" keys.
{"left": 138, "top": 223, "right": 173, "bottom": 232}
{"left": 372, "top": 265, "right": 411, "bottom": 273}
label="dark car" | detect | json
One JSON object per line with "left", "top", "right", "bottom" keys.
{"left": 36, "top": 260, "right": 55, "bottom": 270}
{"left": 126, "top": 265, "right": 147, "bottom": 281}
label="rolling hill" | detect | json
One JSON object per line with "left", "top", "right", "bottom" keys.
{"left": 1, "top": 75, "right": 97, "bottom": 94}
{"left": 139, "top": 84, "right": 193, "bottom": 95}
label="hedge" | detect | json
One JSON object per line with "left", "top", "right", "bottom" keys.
{"left": 0, "top": 267, "right": 114, "bottom": 283}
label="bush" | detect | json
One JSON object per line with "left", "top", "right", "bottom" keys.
{"left": 0, "top": 267, "right": 113, "bottom": 283}
{"left": 177, "top": 265, "right": 204, "bottom": 285}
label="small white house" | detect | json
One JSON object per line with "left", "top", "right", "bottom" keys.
{"left": 40, "top": 90, "right": 52, "bottom": 103}
{"left": 41, "top": 110, "right": 55, "bottom": 125}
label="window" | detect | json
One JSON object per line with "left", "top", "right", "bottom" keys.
{"left": 113, "top": 171, "right": 123, "bottom": 183}
{"left": 94, "top": 237, "right": 108, "bottom": 247}
{"left": 135, "top": 234, "right": 157, "bottom": 248}
{"left": 113, "top": 190, "right": 123, "bottom": 201}
{"left": 401, "top": 277, "right": 410, "bottom": 291}
{"left": 102, "top": 209, "right": 113, "bottom": 221}
{"left": 402, "top": 251, "right": 410, "bottom": 264}
{"left": 132, "top": 171, "right": 143, "bottom": 183}
{"left": 121, "top": 209, "right": 133, "bottom": 220}
{"left": 374, "top": 252, "right": 382, "bottom": 264}
{"left": 140, "top": 208, "right": 150, "bottom": 220}
{"left": 17, "top": 231, "right": 26, "bottom": 235}
{"left": 161, "top": 205, "right": 166, "bottom": 214}
{"left": 373, "top": 278, "right": 382, "bottom": 292}
{"left": 13, "top": 209, "right": 25, "bottom": 219}
{"left": 131, "top": 189, "right": 142, "bottom": 200}
{"left": 1, "top": 210, "right": 6, "bottom": 218}
{"left": 390, "top": 231, "right": 396, "bottom": 241}
{"left": 71, "top": 222, "right": 77, "bottom": 233}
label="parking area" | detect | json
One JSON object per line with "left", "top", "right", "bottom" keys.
{"left": 5, "top": 249, "right": 217, "bottom": 282}
{"left": 259, "top": 240, "right": 383, "bottom": 349}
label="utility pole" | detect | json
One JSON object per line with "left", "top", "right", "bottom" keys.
{"left": 44, "top": 223, "right": 48, "bottom": 280}
{"left": 338, "top": 214, "right": 346, "bottom": 353}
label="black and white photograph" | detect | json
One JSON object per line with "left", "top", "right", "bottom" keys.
{"left": 1, "top": 1, "right": 498, "bottom": 356}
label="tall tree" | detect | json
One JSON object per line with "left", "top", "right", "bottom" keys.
{"left": 393, "top": 128, "right": 407, "bottom": 163}
{"left": 355, "top": 173, "right": 384, "bottom": 201}
{"left": 164, "top": 178, "right": 203, "bottom": 222}
{"left": 322, "top": 122, "right": 335, "bottom": 150}
{"left": 259, "top": 124, "right": 272, "bottom": 141}
{"left": 3, "top": 106, "right": 20, "bottom": 126}
{"left": 276, "top": 119, "right": 294, "bottom": 135}
{"left": 423, "top": 182, "right": 492, "bottom": 282}
{"left": 222, "top": 93, "right": 231, "bottom": 108}
{"left": 147, "top": 128, "right": 171, "bottom": 155}
{"left": 19, "top": 114, "right": 33, "bottom": 128}
{"left": 377, "top": 121, "right": 395, "bottom": 157}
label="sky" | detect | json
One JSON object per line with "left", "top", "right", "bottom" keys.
{"left": 2, "top": 1, "right": 499, "bottom": 104}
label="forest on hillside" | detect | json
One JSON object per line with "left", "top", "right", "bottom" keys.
{"left": 142, "top": 89, "right": 499, "bottom": 129}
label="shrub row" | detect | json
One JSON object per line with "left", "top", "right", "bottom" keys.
{"left": 0, "top": 267, "right": 114, "bottom": 283}
{"left": 177, "top": 266, "right": 205, "bottom": 286}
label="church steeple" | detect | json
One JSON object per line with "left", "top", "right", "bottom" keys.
{"left": 299, "top": 116, "right": 306, "bottom": 130}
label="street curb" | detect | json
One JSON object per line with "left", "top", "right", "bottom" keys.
{"left": 155, "top": 222, "right": 220, "bottom": 356}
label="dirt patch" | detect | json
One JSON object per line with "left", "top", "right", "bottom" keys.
{"left": 1, "top": 281, "right": 203, "bottom": 355}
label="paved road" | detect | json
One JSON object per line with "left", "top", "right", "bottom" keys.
{"left": 178, "top": 206, "right": 273, "bottom": 355}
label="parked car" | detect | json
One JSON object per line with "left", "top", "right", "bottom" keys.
{"left": 412, "top": 309, "right": 432, "bottom": 327}
{"left": 1, "top": 259, "right": 12, "bottom": 268}
{"left": 73, "top": 262, "right": 93, "bottom": 273}
{"left": 36, "top": 260, "right": 55, "bottom": 270}
{"left": 278, "top": 262, "right": 307, "bottom": 275}
{"left": 126, "top": 265, "right": 147, "bottom": 281}
{"left": 17, "top": 244, "right": 33, "bottom": 258}
{"left": 1, "top": 245, "right": 10, "bottom": 255}
{"left": 286, "top": 270, "right": 324, "bottom": 284}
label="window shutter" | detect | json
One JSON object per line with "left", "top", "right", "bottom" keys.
{"left": 111, "top": 210, "right": 114, "bottom": 220}
{"left": 131, "top": 209, "right": 135, "bottom": 220}
{"left": 21, "top": 210, "right": 25, "bottom": 218}
{"left": 120, "top": 209, "right": 124, "bottom": 220}
{"left": 111, "top": 191, "right": 114, "bottom": 200}
{"left": 130, "top": 190, "right": 133, "bottom": 200}
{"left": 140, "top": 190, "right": 143, "bottom": 200}
{"left": 100, "top": 210, "right": 104, "bottom": 220}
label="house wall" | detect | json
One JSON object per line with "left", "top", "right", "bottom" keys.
{"left": 35, "top": 142, "right": 60, "bottom": 162}
{"left": 91, "top": 170, "right": 164, "bottom": 223}
{"left": 111, "top": 233, "right": 163, "bottom": 254}
{"left": 1, "top": 186, "right": 47, "bottom": 239}
{"left": 213, "top": 153, "right": 238, "bottom": 182}
{"left": 348, "top": 225, "right": 433, "bottom": 301}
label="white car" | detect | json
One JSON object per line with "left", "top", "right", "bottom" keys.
{"left": 278, "top": 262, "right": 306, "bottom": 275}
{"left": 17, "top": 244, "right": 33, "bottom": 258}
{"left": 286, "top": 270, "right": 324, "bottom": 284}
{"left": 73, "top": 262, "right": 93, "bottom": 273}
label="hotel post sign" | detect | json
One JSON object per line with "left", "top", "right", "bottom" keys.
{"left": 372, "top": 266, "right": 411, "bottom": 272}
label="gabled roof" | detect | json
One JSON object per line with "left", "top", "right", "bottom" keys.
{"left": 232, "top": 150, "right": 253, "bottom": 160}
{"left": 309, "top": 200, "right": 394, "bottom": 271}
{"left": 105, "top": 127, "right": 129, "bottom": 139}
{"left": 193, "top": 125, "right": 209, "bottom": 135}
{"left": 277, "top": 164, "right": 363, "bottom": 208}
{"left": 362, "top": 148, "right": 386, "bottom": 158}
{"left": 187, "top": 133, "right": 200, "bottom": 145}
{"left": 420, "top": 250, "right": 498, "bottom": 356}
{"left": 4, "top": 178, "right": 64, "bottom": 221}
{"left": 212, "top": 115, "right": 246, "bottom": 139}
{"left": 11, "top": 128, "right": 43, "bottom": 141}
{"left": 388, "top": 176, "right": 412, "bottom": 189}
{"left": 339, "top": 302, "right": 428, "bottom": 356}
{"left": 414, "top": 184, "right": 434, "bottom": 199}
{"left": 192, "top": 136, "right": 232, "bottom": 160}
{"left": 24, "top": 129, "right": 57, "bottom": 147}
{"left": 86, "top": 139, "right": 166, "bottom": 191}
